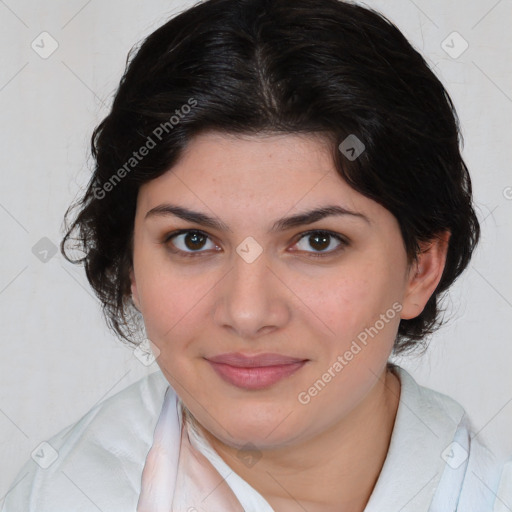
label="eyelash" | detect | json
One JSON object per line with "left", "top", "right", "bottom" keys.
{"left": 162, "top": 229, "right": 349, "bottom": 259}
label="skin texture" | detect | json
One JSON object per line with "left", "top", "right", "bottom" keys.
{"left": 130, "top": 131, "right": 450, "bottom": 511}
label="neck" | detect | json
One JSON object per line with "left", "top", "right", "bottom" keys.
{"left": 196, "top": 366, "right": 401, "bottom": 512}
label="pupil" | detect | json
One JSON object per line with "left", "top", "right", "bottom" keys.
{"left": 310, "top": 233, "right": 329, "bottom": 251}
{"left": 185, "top": 232, "right": 206, "bottom": 250}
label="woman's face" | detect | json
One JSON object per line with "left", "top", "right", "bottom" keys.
{"left": 130, "top": 131, "right": 429, "bottom": 449}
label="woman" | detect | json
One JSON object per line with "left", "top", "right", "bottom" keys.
{"left": 3, "top": 0, "right": 510, "bottom": 510}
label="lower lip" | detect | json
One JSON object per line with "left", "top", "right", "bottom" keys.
{"left": 207, "top": 360, "right": 307, "bottom": 390}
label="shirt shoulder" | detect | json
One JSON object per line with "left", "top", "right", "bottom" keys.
{"left": 494, "top": 460, "right": 512, "bottom": 511}
{"left": 2, "top": 371, "right": 170, "bottom": 512}
{"left": 365, "top": 366, "right": 509, "bottom": 511}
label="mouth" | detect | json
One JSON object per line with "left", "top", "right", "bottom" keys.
{"left": 205, "top": 352, "right": 309, "bottom": 390}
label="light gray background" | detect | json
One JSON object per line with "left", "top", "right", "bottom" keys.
{"left": 1, "top": 0, "right": 511, "bottom": 497}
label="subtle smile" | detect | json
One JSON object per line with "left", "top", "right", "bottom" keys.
{"left": 205, "top": 352, "right": 309, "bottom": 390}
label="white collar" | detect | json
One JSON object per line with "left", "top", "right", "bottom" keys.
{"left": 183, "top": 366, "right": 468, "bottom": 512}
{"left": 363, "top": 366, "right": 466, "bottom": 511}
{"left": 138, "top": 367, "right": 489, "bottom": 512}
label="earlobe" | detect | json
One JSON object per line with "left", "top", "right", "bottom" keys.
{"left": 129, "top": 267, "right": 141, "bottom": 311}
{"left": 400, "top": 231, "right": 451, "bottom": 320}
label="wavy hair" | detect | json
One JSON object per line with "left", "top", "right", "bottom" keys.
{"left": 61, "top": 0, "right": 480, "bottom": 354}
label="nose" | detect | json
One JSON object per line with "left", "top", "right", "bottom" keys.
{"left": 213, "top": 247, "right": 291, "bottom": 340}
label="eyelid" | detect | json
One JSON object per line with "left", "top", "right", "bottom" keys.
{"left": 162, "top": 229, "right": 221, "bottom": 256}
{"left": 163, "top": 228, "right": 212, "bottom": 244}
{"left": 162, "top": 228, "right": 349, "bottom": 258}
{"left": 290, "top": 230, "right": 349, "bottom": 257}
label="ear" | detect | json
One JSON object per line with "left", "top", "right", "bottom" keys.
{"left": 400, "top": 231, "right": 451, "bottom": 320}
{"left": 129, "top": 267, "right": 141, "bottom": 311}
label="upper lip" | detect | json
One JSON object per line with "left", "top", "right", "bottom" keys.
{"left": 206, "top": 352, "right": 308, "bottom": 367}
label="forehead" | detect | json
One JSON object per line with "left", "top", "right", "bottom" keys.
{"left": 142, "top": 132, "right": 341, "bottom": 193}
{"left": 136, "top": 131, "right": 389, "bottom": 228}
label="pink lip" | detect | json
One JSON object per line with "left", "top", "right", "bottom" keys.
{"left": 206, "top": 352, "right": 308, "bottom": 390}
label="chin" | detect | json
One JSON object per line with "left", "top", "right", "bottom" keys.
{"left": 219, "top": 426, "right": 299, "bottom": 452}
{"left": 202, "top": 408, "right": 305, "bottom": 450}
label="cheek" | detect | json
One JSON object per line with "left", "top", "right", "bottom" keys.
{"left": 293, "top": 272, "right": 401, "bottom": 415}
{"left": 302, "top": 269, "right": 395, "bottom": 341}
{"left": 299, "top": 258, "right": 403, "bottom": 382}
{"left": 134, "top": 263, "right": 223, "bottom": 367}
{"left": 139, "top": 278, "right": 204, "bottom": 344}
{"left": 132, "top": 249, "right": 189, "bottom": 339}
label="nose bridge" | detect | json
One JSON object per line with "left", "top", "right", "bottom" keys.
{"left": 229, "top": 246, "right": 272, "bottom": 307}
{"left": 215, "top": 244, "right": 288, "bottom": 336}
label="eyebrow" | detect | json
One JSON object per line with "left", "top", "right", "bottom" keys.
{"left": 144, "top": 203, "right": 370, "bottom": 232}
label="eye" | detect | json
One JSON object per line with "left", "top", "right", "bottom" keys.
{"left": 291, "top": 230, "right": 348, "bottom": 257}
{"left": 163, "top": 229, "right": 349, "bottom": 259}
{"left": 164, "top": 229, "right": 219, "bottom": 257}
